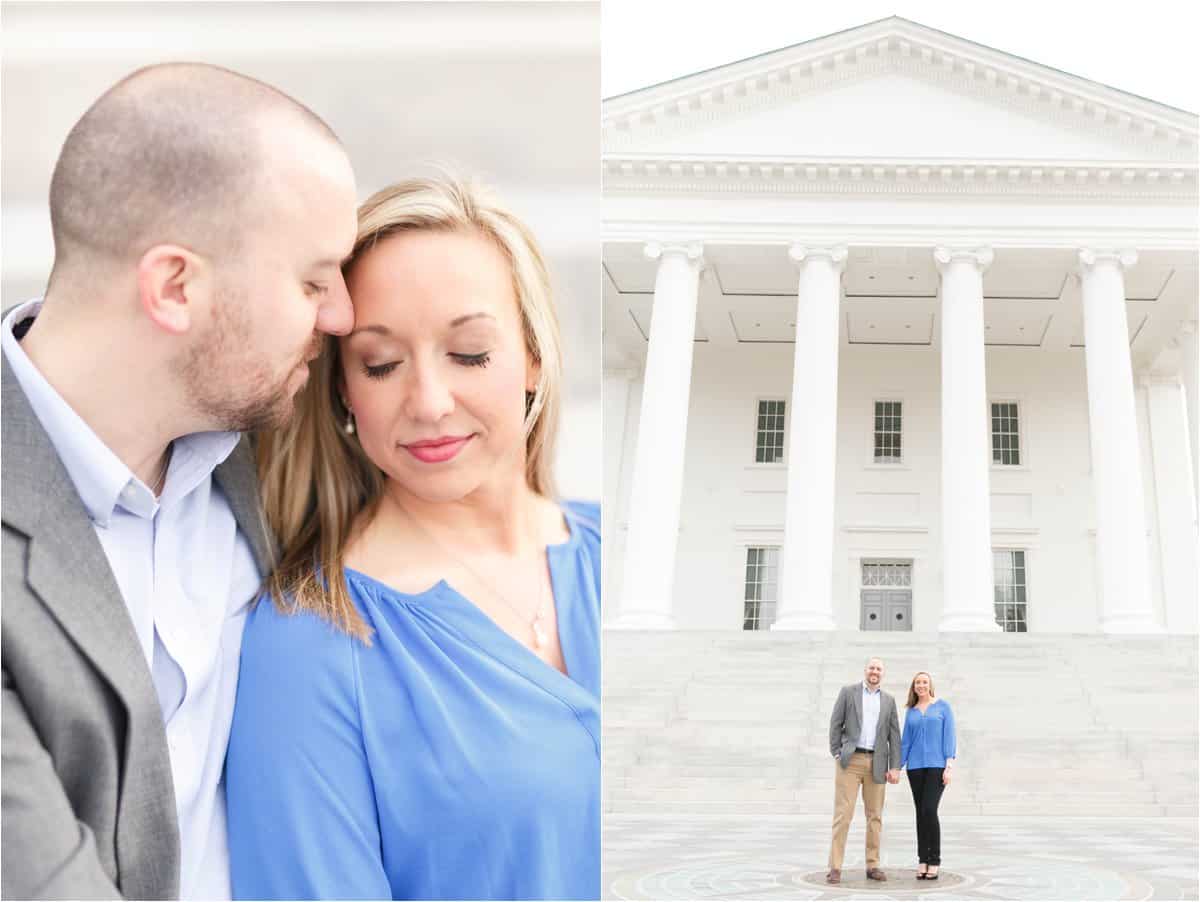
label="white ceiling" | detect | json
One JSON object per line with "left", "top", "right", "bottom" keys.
{"left": 603, "top": 245, "right": 1197, "bottom": 367}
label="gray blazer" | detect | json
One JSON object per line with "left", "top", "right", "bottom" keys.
{"left": 829, "top": 682, "right": 902, "bottom": 784}
{"left": 1, "top": 350, "right": 274, "bottom": 900}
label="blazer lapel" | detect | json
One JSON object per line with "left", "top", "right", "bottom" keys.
{"left": 2, "top": 352, "right": 180, "bottom": 896}
{"left": 851, "top": 682, "right": 863, "bottom": 736}
{"left": 213, "top": 436, "right": 277, "bottom": 577}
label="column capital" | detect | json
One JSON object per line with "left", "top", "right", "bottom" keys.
{"left": 1077, "top": 248, "right": 1138, "bottom": 272}
{"left": 787, "top": 244, "right": 847, "bottom": 271}
{"left": 933, "top": 245, "right": 994, "bottom": 272}
{"left": 644, "top": 241, "right": 704, "bottom": 266}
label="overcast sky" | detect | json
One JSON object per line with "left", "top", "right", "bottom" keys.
{"left": 602, "top": 0, "right": 1199, "bottom": 113}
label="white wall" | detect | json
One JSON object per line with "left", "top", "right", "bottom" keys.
{"left": 607, "top": 341, "right": 1196, "bottom": 633}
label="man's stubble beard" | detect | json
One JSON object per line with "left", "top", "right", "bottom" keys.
{"left": 181, "top": 281, "right": 317, "bottom": 433}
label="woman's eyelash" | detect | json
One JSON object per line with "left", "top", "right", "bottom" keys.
{"left": 305, "top": 282, "right": 328, "bottom": 296}
{"left": 452, "top": 353, "right": 491, "bottom": 368}
{"left": 362, "top": 354, "right": 489, "bottom": 379}
{"left": 364, "top": 362, "right": 398, "bottom": 380}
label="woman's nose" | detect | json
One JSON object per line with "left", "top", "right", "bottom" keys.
{"left": 404, "top": 362, "right": 455, "bottom": 424}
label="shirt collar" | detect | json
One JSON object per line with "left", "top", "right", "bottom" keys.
{"left": 2, "top": 299, "right": 240, "bottom": 526}
{"left": 862, "top": 681, "right": 881, "bottom": 696}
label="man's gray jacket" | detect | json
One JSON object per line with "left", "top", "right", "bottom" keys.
{"left": 1, "top": 350, "right": 274, "bottom": 900}
{"left": 828, "top": 681, "right": 902, "bottom": 784}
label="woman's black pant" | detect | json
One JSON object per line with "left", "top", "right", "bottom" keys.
{"left": 906, "top": 768, "right": 946, "bottom": 865}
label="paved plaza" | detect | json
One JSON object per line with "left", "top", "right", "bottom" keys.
{"left": 604, "top": 815, "right": 1199, "bottom": 900}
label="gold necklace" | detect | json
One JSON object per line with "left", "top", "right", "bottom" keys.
{"left": 395, "top": 503, "right": 550, "bottom": 650}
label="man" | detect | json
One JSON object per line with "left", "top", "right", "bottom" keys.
{"left": 1, "top": 63, "right": 358, "bottom": 899}
{"left": 826, "top": 656, "right": 902, "bottom": 885}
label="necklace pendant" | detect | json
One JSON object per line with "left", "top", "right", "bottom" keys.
{"left": 532, "top": 615, "right": 547, "bottom": 650}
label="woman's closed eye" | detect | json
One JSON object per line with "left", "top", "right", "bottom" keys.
{"left": 451, "top": 352, "right": 491, "bottom": 368}
{"left": 364, "top": 361, "right": 399, "bottom": 380}
{"left": 304, "top": 281, "right": 328, "bottom": 297}
{"left": 362, "top": 352, "right": 490, "bottom": 380}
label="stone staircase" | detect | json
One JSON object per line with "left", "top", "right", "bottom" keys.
{"left": 603, "top": 632, "right": 1199, "bottom": 818}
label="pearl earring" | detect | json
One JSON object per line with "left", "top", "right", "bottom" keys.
{"left": 344, "top": 410, "right": 355, "bottom": 435}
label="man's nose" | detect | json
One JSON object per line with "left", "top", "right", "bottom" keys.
{"left": 316, "top": 273, "right": 354, "bottom": 336}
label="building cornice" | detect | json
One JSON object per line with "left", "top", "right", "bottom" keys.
{"left": 603, "top": 155, "right": 1198, "bottom": 201}
{"left": 601, "top": 221, "right": 1199, "bottom": 252}
{"left": 603, "top": 18, "right": 1198, "bottom": 157}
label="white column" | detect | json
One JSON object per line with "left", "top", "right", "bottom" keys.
{"left": 773, "top": 245, "right": 846, "bottom": 631}
{"left": 1077, "top": 248, "right": 1160, "bottom": 633}
{"left": 612, "top": 242, "right": 704, "bottom": 629}
{"left": 935, "top": 246, "right": 1001, "bottom": 632}
{"left": 602, "top": 368, "right": 635, "bottom": 623}
{"left": 1143, "top": 373, "right": 1198, "bottom": 633}
{"left": 1179, "top": 320, "right": 1199, "bottom": 503}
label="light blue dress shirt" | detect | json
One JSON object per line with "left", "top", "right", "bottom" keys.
{"left": 226, "top": 500, "right": 601, "bottom": 901}
{"left": 858, "top": 682, "right": 882, "bottom": 750}
{"left": 3, "top": 300, "right": 261, "bottom": 899}
{"left": 900, "top": 698, "right": 958, "bottom": 770}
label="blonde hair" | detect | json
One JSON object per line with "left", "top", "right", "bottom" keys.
{"left": 906, "top": 671, "right": 937, "bottom": 708}
{"left": 257, "top": 174, "right": 564, "bottom": 641}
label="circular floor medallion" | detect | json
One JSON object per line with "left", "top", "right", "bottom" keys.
{"left": 798, "top": 868, "right": 968, "bottom": 892}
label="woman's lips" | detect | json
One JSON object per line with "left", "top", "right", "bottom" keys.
{"left": 401, "top": 435, "right": 473, "bottom": 463}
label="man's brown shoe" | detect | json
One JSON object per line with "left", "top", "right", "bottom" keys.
{"left": 865, "top": 868, "right": 887, "bottom": 881}
{"left": 825, "top": 869, "right": 841, "bottom": 884}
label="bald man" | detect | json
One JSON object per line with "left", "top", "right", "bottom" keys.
{"left": 2, "top": 64, "right": 358, "bottom": 900}
{"left": 826, "top": 656, "right": 902, "bottom": 884}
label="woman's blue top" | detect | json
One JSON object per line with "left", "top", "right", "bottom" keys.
{"left": 225, "top": 501, "right": 600, "bottom": 901}
{"left": 900, "top": 698, "right": 957, "bottom": 770}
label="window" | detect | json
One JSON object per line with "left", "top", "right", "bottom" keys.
{"left": 743, "top": 546, "right": 780, "bottom": 630}
{"left": 755, "top": 399, "right": 786, "bottom": 463}
{"left": 873, "top": 401, "right": 903, "bottom": 462}
{"left": 861, "top": 560, "right": 912, "bottom": 587}
{"left": 991, "top": 402, "right": 1021, "bottom": 466}
{"left": 993, "top": 550, "right": 1028, "bottom": 632}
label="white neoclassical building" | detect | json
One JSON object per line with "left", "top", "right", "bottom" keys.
{"left": 602, "top": 18, "right": 1199, "bottom": 635}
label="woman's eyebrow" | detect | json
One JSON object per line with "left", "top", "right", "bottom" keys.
{"left": 449, "top": 312, "right": 496, "bottom": 328}
{"left": 347, "top": 323, "right": 391, "bottom": 338}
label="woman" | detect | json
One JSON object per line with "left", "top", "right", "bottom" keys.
{"left": 225, "top": 176, "right": 600, "bottom": 900}
{"left": 899, "top": 671, "right": 956, "bottom": 881}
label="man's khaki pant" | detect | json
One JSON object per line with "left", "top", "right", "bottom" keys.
{"left": 828, "top": 751, "right": 886, "bottom": 871}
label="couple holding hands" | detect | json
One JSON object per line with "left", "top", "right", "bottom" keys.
{"left": 827, "top": 657, "right": 958, "bottom": 884}
{"left": 2, "top": 63, "right": 598, "bottom": 900}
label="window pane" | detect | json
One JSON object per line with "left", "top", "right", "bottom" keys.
{"left": 743, "top": 546, "right": 781, "bottom": 630}
{"left": 993, "top": 548, "right": 1030, "bottom": 631}
{"left": 755, "top": 400, "right": 786, "bottom": 464}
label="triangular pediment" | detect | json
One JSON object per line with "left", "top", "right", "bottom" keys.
{"left": 603, "top": 17, "right": 1198, "bottom": 165}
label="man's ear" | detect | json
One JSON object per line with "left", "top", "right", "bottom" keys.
{"left": 136, "top": 244, "right": 209, "bottom": 335}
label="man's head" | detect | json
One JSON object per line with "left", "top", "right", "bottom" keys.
{"left": 863, "top": 657, "right": 884, "bottom": 688}
{"left": 46, "top": 62, "right": 358, "bottom": 431}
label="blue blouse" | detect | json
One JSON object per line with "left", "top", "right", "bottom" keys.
{"left": 900, "top": 698, "right": 957, "bottom": 770}
{"left": 225, "top": 501, "right": 600, "bottom": 901}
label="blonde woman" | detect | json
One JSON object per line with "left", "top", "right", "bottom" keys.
{"left": 224, "top": 177, "right": 599, "bottom": 900}
{"left": 899, "top": 671, "right": 956, "bottom": 880}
